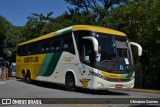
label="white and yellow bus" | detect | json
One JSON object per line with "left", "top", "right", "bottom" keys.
{"left": 16, "top": 25, "right": 142, "bottom": 91}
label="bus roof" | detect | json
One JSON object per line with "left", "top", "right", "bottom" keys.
{"left": 18, "top": 25, "right": 126, "bottom": 46}
{"left": 72, "top": 25, "right": 126, "bottom": 36}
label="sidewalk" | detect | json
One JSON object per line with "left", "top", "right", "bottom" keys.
{"left": 112, "top": 88, "right": 160, "bottom": 94}
{"left": 128, "top": 88, "right": 160, "bottom": 93}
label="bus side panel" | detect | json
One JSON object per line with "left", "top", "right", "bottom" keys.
{"left": 16, "top": 55, "right": 22, "bottom": 78}
{"left": 59, "top": 52, "right": 94, "bottom": 89}
{"left": 52, "top": 52, "right": 80, "bottom": 85}
{"left": 16, "top": 54, "right": 46, "bottom": 79}
{"left": 35, "top": 52, "right": 63, "bottom": 82}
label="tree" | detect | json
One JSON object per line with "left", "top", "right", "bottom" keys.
{"left": 106, "top": 0, "right": 160, "bottom": 89}
{"left": 65, "top": 0, "right": 129, "bottom": 23}
{"left": 65, "top": 0, "right": 160, "bottom": 89}
{"left": 0, "top": 16, "right": 22, "bottom": 61}
{"left": 21, "top": 12, "right": 54, "bottom": 40}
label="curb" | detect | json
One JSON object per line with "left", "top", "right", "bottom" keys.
{"left": 119, "top": 88, "right": 160, "bottom": 94}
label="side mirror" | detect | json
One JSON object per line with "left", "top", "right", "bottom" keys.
{"left": 82, "top": 36, "right": 99, "bottom": 52}
{"left": 98, "top": 46, "right": 101, "bottom": 52}
{"left": 129, "top": 42, "right": 142, "bottom": 56}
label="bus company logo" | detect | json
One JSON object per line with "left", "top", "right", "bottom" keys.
{"left": 24, "top": 56, "right": 39, "bottom": 63}
{"left": 63, "top": 57, "right": 73, "bottom": 62}
{"left": 79, "top": 78, "right": 91, "bottom": 87}
{"left": 2, "top": 99, "right": 11, "bottom": 104}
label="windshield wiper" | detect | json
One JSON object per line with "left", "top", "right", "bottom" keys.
{"left": 108, "top": 57, "right": 120, "bottom": 72}
{"left": 101, "top": 60, "right": 110, "bottom": 62}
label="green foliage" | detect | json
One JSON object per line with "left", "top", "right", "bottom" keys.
{"left": 65, "top": 0, "right": 130, "bottom": 24}
{"left": 0, "top": 16, "right": 8, "bottom": 53}
{"left": 0, "top": 16, "right": 21, "bottom": 61}
{"left": 21, "top": 12, "right": 54, "bottom": 40}
{"left": 105, "top": 0, "right": 160, "bottom": 89}
{"left": 64, "top": 0, "right": 160, "bottom": 89}
{"left": 0, "top": 0, "right": 159, "bottom": 89}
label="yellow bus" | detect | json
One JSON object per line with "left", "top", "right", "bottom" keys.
{"left": 16, "top": 25, "right": 142, "bottom": 91}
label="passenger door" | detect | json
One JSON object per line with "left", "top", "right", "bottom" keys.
{"left": 79, "top": 40, "right": 94, "bottom": 89}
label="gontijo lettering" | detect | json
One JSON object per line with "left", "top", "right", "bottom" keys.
{"left": 24, "top": 57, "right": 39, "bottom": 62}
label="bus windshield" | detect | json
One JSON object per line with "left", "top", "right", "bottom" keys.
{"left": 94, "top": 33, "right": 130, "bottom": 61}
{"left": 93, "top": 32, "right": 132, "bottom": 72}
{"left": 95, "top": 33, "right": 116, "bottom": 61}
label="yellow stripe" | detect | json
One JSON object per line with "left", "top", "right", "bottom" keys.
{"left": 18, "top": 32, "right": 56, "bottom": 46}
{"left": 73, "top": 25, "right": 126, "bottom": 36}
{"left": 100, "top": 70, "right": 121, "bottom": 79}
{"left": 19, "top": 25, "right": 126, "bottom": 46}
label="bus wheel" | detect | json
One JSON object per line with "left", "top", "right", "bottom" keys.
{"left": 26, "top": 71, "right": 31, "bottom": 84}
{"left": 66, "top": 74, "right": 76, "bottom": 91}
{"left": 22, "top": 72, "right": 26, "bottom": 82}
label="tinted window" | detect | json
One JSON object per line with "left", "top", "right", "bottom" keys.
{"left": 74, "top": 31, "right": 91, "bottom": 61}
{"left": 62, "top": 33, "right": 75, "bottom": 54}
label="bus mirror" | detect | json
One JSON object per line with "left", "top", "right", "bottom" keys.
{"left": 129, "top": 42, "right": 142, "bottom": 56}
{"left": 98, "top": 46, "right": 101, "bottom": 52}
{"left": 82, "top": 36, "right": 99, "bottom": 52}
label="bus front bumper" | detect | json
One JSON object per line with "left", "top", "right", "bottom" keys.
{"left": 92, "top": 76, "right": 134, "bottom": 90}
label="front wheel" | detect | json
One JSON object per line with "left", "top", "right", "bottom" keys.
{"left": 66, "top": 74, "right": 76, "bottom": 91}
{"left": 26, "top": 72, "right": 31, "bottom": 84}
{"left": 22, "top": 72, "right": 26, "bottom": 82}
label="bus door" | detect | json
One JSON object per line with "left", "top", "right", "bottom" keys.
{"left": 79, "top": 40, "right": 94, "bottom": 89}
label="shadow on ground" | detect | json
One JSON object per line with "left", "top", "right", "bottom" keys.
{"left": 16, "top": 78, "right": 128, "bottom": 95}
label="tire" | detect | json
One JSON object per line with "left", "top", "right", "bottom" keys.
{"left": 22, "top": 72, "right": 26, "bottom": 82}
{"left": 66, "top": 74, "right": 76, "bottom": 91}
{"left": 26, "top": 72, "right": 31, "bottom": 84}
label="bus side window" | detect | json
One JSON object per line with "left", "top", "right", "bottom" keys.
{"left": 41, "top": 40, "right": 46, "bottom": 53}
{"left": 32, "top": 43, "right": 38, "bottom": 54}
{"left": 17, "top": 46, "right": 22, "bottom": 56}
{"left": 82, "top": 40, "right": 95, "bottom": 66}
{"left": 22, "top": 46, "right": 27, "bottom": 55}
{"left": 28, "top": 45, "right": 32, "bottom": 55}
{"left": 62, "top": 33, "right": 75, "bottom": 54}
{"left": 53, "top": 37, "right": 61, "bottom": 52}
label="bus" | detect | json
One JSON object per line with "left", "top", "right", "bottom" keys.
{"left": 16, "top": 25, "right": 142, "bottom": 91}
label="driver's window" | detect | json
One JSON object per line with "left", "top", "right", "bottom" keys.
{"left": 82, "top": 45, "right": 90, "bottom": 64}
{"left": 82, "top": 40, "right": 95, "bottom": 66}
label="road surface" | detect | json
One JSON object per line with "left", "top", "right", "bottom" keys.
{"left": 0, "top": 77, "right": 159, "bottom": 107}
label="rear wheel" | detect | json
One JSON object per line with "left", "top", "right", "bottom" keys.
{"left": 26, "top": 71, "right": 31, "bottom": 84}
{"left": 66, "top": 74, "right": 76, "bottom": 91}
{"left": 22, "top": 72, "right": 26, "bottom": 82}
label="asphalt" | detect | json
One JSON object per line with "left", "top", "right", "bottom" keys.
{"left": 0, "top": 81, "right": 7, "bottom": 85}
{"left": 0, "top": 79, "right": 160, "bottom": 94}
